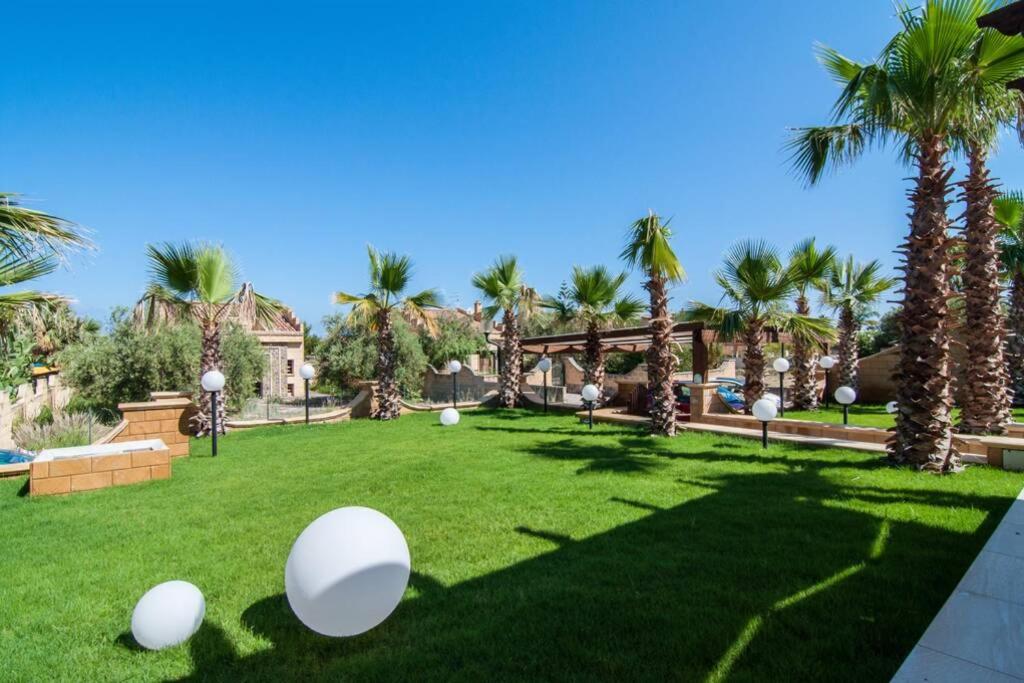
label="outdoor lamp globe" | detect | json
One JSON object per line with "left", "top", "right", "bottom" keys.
{"left": 772, "top": 357, "right": 790, "bottom": 374}
{"left": 886, "top": 400, "right": 898, "bottom": 414}
{"left": 818, "top": 355, "right": 835, "bottom": 370}
{"left": 447, "top": 360, "right": 462, "bottom": 374}
{"left": 300, "top": 363, "right": 315, "bottom": 381}
{"left": 201, "top": 370, "right": 225, "bottom": 393}
{"left": 581, "top": 384, "right": 600, "bottom": 403}
{"left": 835, "top": 386, "right": 857, "bottom": 405}
{"left": 752, "top": 398, "right": 778, "bottom": 422}
{"left": 131, "top": 581, "right": 205, "bottom": 651}
{"left": 440, "top": 407, "right": 460, "bottom": 426}
{"left": 537, "top": 357, "right": 552, "bottom": 373}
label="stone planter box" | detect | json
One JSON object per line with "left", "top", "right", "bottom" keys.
{"left": 30, "top": 439, "right": 170, "bottom": 496}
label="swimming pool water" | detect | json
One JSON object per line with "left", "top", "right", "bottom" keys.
{"left": 0, "top": 449, "right": 33, "bottom": 465}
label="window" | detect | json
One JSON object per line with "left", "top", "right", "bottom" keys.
{"left": 287, "top": 360, "right": 295, "bottom": 375}
{"left": 287, "top": 383, "right": 294, "bottom": 397}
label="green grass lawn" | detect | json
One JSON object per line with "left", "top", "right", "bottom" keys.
{"left": 785, "top": 403, "right": 1024, "bottom": 429}
{"left": 1, "top": 410, "right": 1021, "bottom": 682}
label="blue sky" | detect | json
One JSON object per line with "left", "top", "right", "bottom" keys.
{"left": 5, "top": 1, "right": 1023, "bottom": 332}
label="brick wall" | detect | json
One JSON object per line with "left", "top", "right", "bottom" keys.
{"left": 30, "top": 444, "right": 170, "bottom": 496}
{"left": 104, "top": 395, "right": 193, "bottom": 458}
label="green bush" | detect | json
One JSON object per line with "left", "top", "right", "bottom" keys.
{"left": 34, "top": 406, "right": 54, "bottom": 427}
{"left": 221, "top": 323, "right": 267, "bottom": 413}
{"left": 315, "top": 313, "right": 427, "bottom": 398}
{"left": 419, "top": 316, "right": 486, "bottom": 369}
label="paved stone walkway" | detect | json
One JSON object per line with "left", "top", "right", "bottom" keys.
{"left": 893, "top": 487, "right": 1024, "bottom": 682}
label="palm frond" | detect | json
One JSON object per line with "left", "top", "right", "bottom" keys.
{"left": 620, "top": 211, "right": 686, "bottom": 283}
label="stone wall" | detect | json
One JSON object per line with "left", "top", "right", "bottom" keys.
{"left": 30, "top": 443, "right": 170, "bottom": 496}
{"left": 0, "top": 372, "right": 72, "bottom": 449}
{"left": 422, "top": 365, "right": 499, "bottom": 403}
{"left": 102, "top": 394, "right": 193, "bottom": 458}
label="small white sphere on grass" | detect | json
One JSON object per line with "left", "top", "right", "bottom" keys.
{"left": 131, "top": 580, "right": 205, "bottom": 651}
{"left": 300, "top": 363, "right": 315, "bottom": 381}
{"left": 818, "top": 355, "right": 835, "bottom": 370}
{"left": 200, "top": 370, "right": 225, "bottom": 393}
{"left": 752, "top": 398, "right": 778, "bottom": 422}
{"left": 581, "top": 384, "right": 600, "bottom": 403}
{"left": 772, "top": 357, "right": 790, "bottom": 374}
{"left": 447, "top": 360, "right": 462, "bottom": 374}
{"left": 440, "top": 407, "right": 460, "bottom": 426}
{"left": 285, "top": 507, "right": 411, "bottom": 637}
{"left": 886, "top": 400, "right": 898, "bottom": 414}
{"left": 537, "top": 357, "right": 552, "bottom": 373}
{"left": 835, "top": 386, "right": 857, "bottom": 406}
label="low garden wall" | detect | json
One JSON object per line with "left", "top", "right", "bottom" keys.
{"left": 422, "top": 365, "right": 499, "bottom": 404}
{"left": 97, "top": 392, "right": 193, "bottom": 458}
{"left": 30, "top": 440, "right": 171, "bottom": 496}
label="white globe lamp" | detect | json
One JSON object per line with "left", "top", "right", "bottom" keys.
{"left": 447, "top": 360, "right": 462, "bottom": 409}
{"left": 537, "top": 357, "right": 553, "bottom": 412}
{"left": 818, "top": 355, "right": 836, "bottom": 408}
{"left": 886, "top": 400, "right": 898, "bottom": 415}
{"left": 581, "top": 383, "right": 600, "bottom": 430}
{"left": 752, "top": 397, "right": 777, "bottom": 449}
{"left": 200, "top": 370, "right": 225, "bottom": 456}
{"left": 285, "top": 507, "right": 411, "bottom": 637}
{"left": 772, "top": 357, "right": 790, "bottom": 374}
{"left": 447, "top": 360, "right": 462, "bottom": 374}
{"left": 440, "top": 407, "right": 460, "bottom": 426}
{"left": 537, "top": 357, "right": 552, "bottom": 373}
{"left": 131, "top": 581, "right": 205, "bottom": 651}
{"left": 772, "top": 357, "right": 790, "bottom": 416}
{"left": 835, "top": 386, "right": 857, "bottom": 425}
{"left": 300, "top": 363, "right": 315, "bottom": 381}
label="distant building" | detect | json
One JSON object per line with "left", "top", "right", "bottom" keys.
{"left": 402, "top": 300, "right": 498, "bottom": 374}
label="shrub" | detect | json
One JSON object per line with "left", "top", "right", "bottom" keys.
{"left": 316, "top": 313, "right": 427, "bottom": 398}
{"left": 221, "top": 323, "right": 267, "bottom": 413}
{"left": 34, "top": 405, "right": 54, "bottom": 427}
{"left": 419, "top": 316, "right": 486, "bottom": 369}
{"left": 14, "top": 412, "right": 92, "bottom": 451}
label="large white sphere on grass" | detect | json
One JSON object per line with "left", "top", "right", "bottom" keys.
{"left": 285, "top": 507, "right": 410, "bottom": 637}
{"left": 131, "top": 580, "right": 205, "bottom": 651}
{"left": 447, "top": 360, "right": 462, "bottom": 374}
{"left": 537, "top": 357, "right": 552, "bottom": 373}
{"left": 752, "top": 398, "right": 778, "bottom": 422}
{"left": 440, "top": 407, "right": 460, "bottom": 426}
{"left": 835, "top": 386, "right": 857, "bottom": 406}
{"left": 581, "top": 384, "right": 600, "bottom": 403}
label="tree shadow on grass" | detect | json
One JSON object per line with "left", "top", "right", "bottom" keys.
{"left": 168, "top": 467, "right": 1012, "bottom": 683}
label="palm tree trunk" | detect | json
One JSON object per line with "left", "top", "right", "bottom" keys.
{"left": 194, "top": 321, "right": 225, "bottom": 437}
{"left": 742, "top": 318, "right": 765, "bottom": 412}
{"left": 645, "top": 274, "right": 676, "bottom": 436}
{"left": 583, "top": 321, "right": 605, "bottom": 399}
{"left": 836, "top": 305, "right": 859, "bottom": 389}
{"left": 499, "top": 307, "right": 522, "bottom": 408}
{"left": 1007, "top": 273, "right": 1024, "bottom": 405}
{"left": 958, "top": 144, "right": 1012, "bottom": 434}
{"left": 790, "top": 294, "right": 817, "bottom": 410}
{"left": 888, "top": 135, "right": 957, "bottom": 471}
{"left": 373, "top": 310, "right": 402, "bottom": 420}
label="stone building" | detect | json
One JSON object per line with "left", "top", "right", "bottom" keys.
{"left": 222, "top": 285, "right": 306, "bottom": 399}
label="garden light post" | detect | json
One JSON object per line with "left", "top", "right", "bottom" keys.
{"left": 773, "top": 357, "right": 790, "bottom": 417}
{"left": 818, "top": 355, "right": 835, "bottom": 408}
{"left": 300, "top": 363, "right": 315, "bottom": 425}
{"left": 581, "top": 383, "right": 599, "bottom": 430}
{"left": 835, "top": 386, "right": 856, "bottom": 425}
{"left": 537, "top": 357, "right": 552, "bottom": 413}
{"left": 752, "top": 397, "right": 777, "bottom": 449}
{"left": 201, "top": 370, "right": 225, "bottom": 457}
{"left": 448, "top": 360, "right": 462, "bottom": 409}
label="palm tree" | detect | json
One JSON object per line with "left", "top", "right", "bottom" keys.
{"left": 952, "top": 21, "right": 1024, "bottom": 434}
{"left": 621, "top": 211, "right": 686, "bottom": 436}
{"left": 685, "top": 240, "right": 834, "bottom": 411}
{"left": 136, "top": 242, "right": 286, "bottom": 435}
{"left": 472, "top": 256, "right": 538, "bottom": 408}
{"left": 786, "top": 0, "right": 1017, "bottom": 470}
{"left": 824, "top": 256, "right": 897, "bottom": 390}
{"left": 995, "top": 192, "right": 1024, "bottom": 403}
{"left": 542, "top": 265, "right": 644, "bottom": 399}
{"left": 335, "top": 246, "right": 440, "bottom": 420}
{"left": 787, "top": 238, "right": 836, "bottom": 410}
{"left": 0, "top": 194, "right": 91, "bottom": 353}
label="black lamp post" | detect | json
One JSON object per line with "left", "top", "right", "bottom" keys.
{"left": 582, "top": 383, "right": 599, "bottom": 429}
{"left": 835, "top": 386, "right": 856, "bottom": 425}
{"left": 819, "top": 355, "right": 835, "bottom": 408}
{"left": 201, "top": 370, "right": 225, "bottom": 456}
{"left": 300, "top": 363, "right": 315, "bottom": 424}
{"left": 772, "top": 357, "right": 789, "bottom": 417}
{"left": 752, "top": 397, "right": 777, "bottom": 449}
{"left": 447, "top": 360, "right": 461, "bottom": 409}
{"left": 538, "top": 357, "right": 552, "bottom": 413}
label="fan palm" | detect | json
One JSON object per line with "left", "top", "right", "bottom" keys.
{"left": 786, "top": 0, "right": 1016, "bottom": 469}
{"left": 0, "top": 194, "right": 91, "bottom": 354}
{"left": 621, "top": 211, "right": 686, "bottom": 436}
{"left": 335, "top": 246, "right": 440, "bottom": 420}
{"left": 685, "top": 240, "right": 834, "bottom": 411}
{"left": 787, "top": 238, "right": 837, "bottom": 410}
{"left": 995, "top": 191, "right": 1024, "bottom": 404}
{"left": 136, "top": 242, "right": 286, "bottom": 435}
{"left": 952, "top": 20, "right": 1024, "bottom": 434}
{"left": 542, "top": 265, "right": 644, "bottom": 400}
{"left": 824, "top": 256, "right": 897, "bottom": 390}
{"left": 472, "top": 256, "right": 538, "bottom": 408}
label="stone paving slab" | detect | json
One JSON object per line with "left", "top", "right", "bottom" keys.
{"left": 892, "top": 487, "right": 1024, "bottom": 682}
